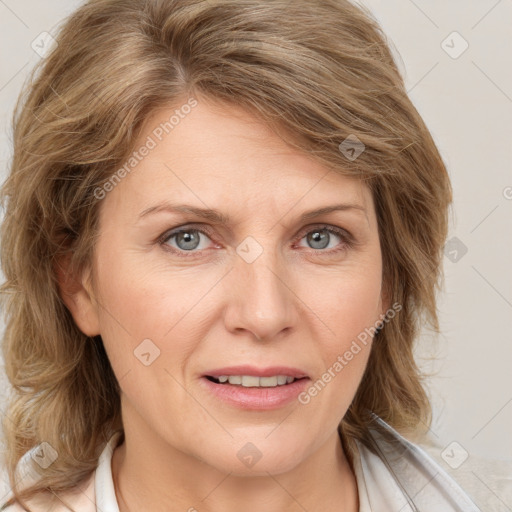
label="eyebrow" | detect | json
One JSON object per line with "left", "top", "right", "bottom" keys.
{"left": 138, "top": 202, "right": 367, "bottom": 223}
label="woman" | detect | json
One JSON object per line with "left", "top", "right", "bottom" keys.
{"left": 0, "top": 0, "right": 481, "bottom": 510}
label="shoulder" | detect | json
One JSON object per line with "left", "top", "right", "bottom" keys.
{"left": 1, "top": 471, "right": 96, "bottom": 512}
{"left": 1, "top": 431, "right": 123, "bottom": 512}
{"left": 352, "top": 415, "right": 485, "bottom": 511}
{"left": 420, "top": 441, "right": 512, "bottom": 511}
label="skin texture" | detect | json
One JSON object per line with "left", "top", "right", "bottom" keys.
{"left": 60, "top": 94, "right": 389, "bottom": 512}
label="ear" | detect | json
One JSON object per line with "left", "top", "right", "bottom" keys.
{"left": 55, "top": 253, "right": 101, "bottom": 337}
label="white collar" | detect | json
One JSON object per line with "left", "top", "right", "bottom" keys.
{"left": 93, "top": 424, "right": 480, "bottom": 512}
{"left": 3, "top": 417, "right": 480, "bottom": 511}
{"left": 95, "top": 430, "right": 122, "bottom": 512}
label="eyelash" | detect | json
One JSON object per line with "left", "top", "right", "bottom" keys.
{"left": 157, "top": 223, "right": 355, "bottom": 259}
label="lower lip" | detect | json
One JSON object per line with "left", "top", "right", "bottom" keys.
{"left": 200, "top": 377, "right": 310, "bottom": 410}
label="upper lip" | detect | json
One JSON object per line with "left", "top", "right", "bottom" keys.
{"left": 203, "top": 365, "right": 309, "bottom": 379}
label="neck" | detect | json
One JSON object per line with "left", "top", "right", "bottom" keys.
{"left": 112, "top": 403, "right": 359, "bottom": 512}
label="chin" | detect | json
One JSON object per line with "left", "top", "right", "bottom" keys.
{"left": 199, "top": 441, "right": 307, "bottom": 476}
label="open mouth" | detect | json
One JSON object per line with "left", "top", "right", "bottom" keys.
{"left": 201, "top": 372, "right": 311, "bottom": 409}
{"left": 205, "top": 375, "right": 307, "bottom": 388}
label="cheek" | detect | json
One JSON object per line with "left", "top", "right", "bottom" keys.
{"left": 95, "top": 238, "right": 196, "bottom": 329}
{"left": 92, "top": 247, "right": 217, "bottom": 373}
{"left": 298, "top": 276, "right": 380, "bottom": 413}
{"left": 292, "top": 269, "right": 381, "bottom": 432}
{"left": 303, "top": 260, "right": 382, "bottom": 382}
{"left": 305, "top": 260, "right": 383, "bottom": 339}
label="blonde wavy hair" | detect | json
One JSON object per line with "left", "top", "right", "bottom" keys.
{"left": 0, "top": 0, "right": 452, "bottom": 509}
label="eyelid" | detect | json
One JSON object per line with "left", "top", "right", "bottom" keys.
{"left": 295, "top": 223, "right": 353, "bottom": 242}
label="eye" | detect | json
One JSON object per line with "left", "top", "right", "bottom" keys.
{"left": 158, "top": 223, "right": 353, "bottom": 258}
{"left": 296, "top": 225, "right": 353, "bottom": 254}
{"left": 160, "top": 226, "right": 215, "bottom": 255}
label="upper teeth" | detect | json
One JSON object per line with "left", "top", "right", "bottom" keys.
{"left": 215, "top": 375, "right": 296, "bottom": 387}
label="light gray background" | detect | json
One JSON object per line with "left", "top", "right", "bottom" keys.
{"left": 0, "top": 0, "right": 511, "bottom": 508}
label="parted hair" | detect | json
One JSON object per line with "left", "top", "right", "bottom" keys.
{"left": 0, "top": 0, "right": 452, "bottom": 509}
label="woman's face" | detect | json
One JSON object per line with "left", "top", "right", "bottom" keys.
{"left": 73, "top": 95, "right": 387, "bottom": 475}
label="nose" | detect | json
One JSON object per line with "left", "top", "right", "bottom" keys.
{"left": 223, "top": 248, "right": 299, "bottom": 342}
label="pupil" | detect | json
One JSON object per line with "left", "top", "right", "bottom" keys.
{"left": 309, "top": 230, "right": 329, "bottom": 249}
{"left": 177, "top": 231, "right": 200, "bottom": 250}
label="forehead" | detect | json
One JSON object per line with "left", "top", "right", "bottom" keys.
{"left": 100, "top": 96, "right": 374, "bottom": 222}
